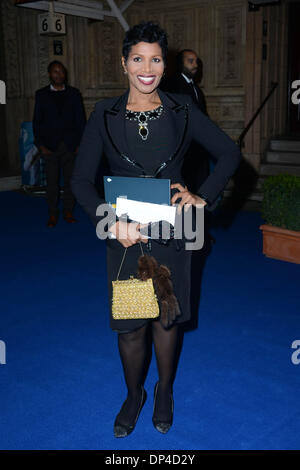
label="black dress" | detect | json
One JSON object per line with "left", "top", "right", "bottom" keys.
{"left": 71, "top": 89, "right": 242, "bottom": 334}
{"left": 107, "top": 105, "right": 192, "bottom": 332}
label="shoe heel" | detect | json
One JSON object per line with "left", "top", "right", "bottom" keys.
{"left": 114, "top": 386, "right": 147, "bottom": 438}
{"left": 152, "top": 381, "right": 173, "bottom": 434}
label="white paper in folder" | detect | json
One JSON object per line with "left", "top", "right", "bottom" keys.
{"left": 116, "top": 197, "right": 176, "bottom": 225}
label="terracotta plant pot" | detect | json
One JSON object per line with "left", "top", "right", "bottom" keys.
{"left": 259, "top": 224, "right": 300, "bottom": 264}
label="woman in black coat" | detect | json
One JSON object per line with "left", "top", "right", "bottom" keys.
{"left": 71, "top": 21, "right": 241, "bottom": 438}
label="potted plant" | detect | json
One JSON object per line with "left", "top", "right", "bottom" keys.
{"left": 259, "top": 174, "right": 300, "bottom": 264}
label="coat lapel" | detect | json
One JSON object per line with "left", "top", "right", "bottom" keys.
{"left": 103, "top": 88, "right": 188, "bottom": 177}
{"left": 156, "top": 88, "right": 188, "bottom": 176}
{"left": 104, "top": 89, "right": 130, "bottom": 158}
{"left": 104, "top": 89, "right": 146, "bottom": 174}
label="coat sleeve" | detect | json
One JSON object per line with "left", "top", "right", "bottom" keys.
{"left": 187, "top": 100, "right": 241, "bottom": 209}
{"left": 71, "top": 103, "right": 115, "bottom": 228}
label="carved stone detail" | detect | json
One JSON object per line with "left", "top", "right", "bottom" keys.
{"left": 38, "top": 34, "right": 50, "bottom": 88}
{"left": 87, "top": 19, "right": 124, "bottom": 88}
{"left": 101, "top": 21, "right": 119, "bottom": 83}
{"left": 215, "top": 6, "right": 245, "bottom": 87}
{"left": 166, "top": 15, "right": 187, "bottom": 51}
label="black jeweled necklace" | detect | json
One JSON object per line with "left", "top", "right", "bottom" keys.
{"left": 125, "top": 104, "right": 163, "bottom": 141}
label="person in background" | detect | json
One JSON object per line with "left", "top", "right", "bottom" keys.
{"left": 161, "top": 50, "right": 216, "bottom": 247}
{"left": 33, "top": 61, "right": 86, "bottom": 227}
{"left": 161, "top": 49, "right": 208, "bottom": 116}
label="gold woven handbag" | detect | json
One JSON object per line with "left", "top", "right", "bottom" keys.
{"left": 112, "top": 242, "right": 159, "bottom": 320}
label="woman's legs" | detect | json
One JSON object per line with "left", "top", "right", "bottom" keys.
{"left": 116, "top": 324, "right": 148, "bottom": 427}
{"left": 152, "top": 320, "right": 179, "bottom": 422}
{"left": 115, "top": 319, "right": 181, "bottom": 433}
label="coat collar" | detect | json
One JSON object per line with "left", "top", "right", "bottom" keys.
{"left": 105, "top": 88, "right": 185, "bottom": 114}
{"left": 49, "top": 83, "right": 66, "bottom": 92}
{"left": 104, "top": 88, "right": 188, "bottom": 177}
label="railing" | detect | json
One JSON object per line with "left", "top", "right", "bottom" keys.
{"left": 237, "top": 81, "right": 278, "bottom": 150}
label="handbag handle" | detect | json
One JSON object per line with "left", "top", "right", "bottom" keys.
{"left": 116, "top": 241, "right": 144, "bottom": 281}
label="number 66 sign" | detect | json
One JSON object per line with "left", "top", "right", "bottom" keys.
{"left": 38, "top": 11, "right": 66, "bottom": 36}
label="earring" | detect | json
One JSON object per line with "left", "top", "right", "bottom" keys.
{"left": 123, "top": 69, "right": 128, "bottom": 75}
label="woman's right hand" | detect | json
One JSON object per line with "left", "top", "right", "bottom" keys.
{"left": 109, "top": 221, "right": 148, "bottom": 248}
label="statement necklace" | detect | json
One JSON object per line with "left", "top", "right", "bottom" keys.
{"left": 125, "top": 104, "right": 163, "bottom": 141}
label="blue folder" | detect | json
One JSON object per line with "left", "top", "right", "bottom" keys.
{"left": 103, "top": 176, "right": 171, "bottom": 208}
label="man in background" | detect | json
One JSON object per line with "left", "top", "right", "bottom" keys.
{"left": 163, "top": 49, "right": 208, "bottom": 116}
{"left": 160, "top": 49, "right": 211, "bottom": 199}
{"left": 161, "top": 49, "right": 217, "bottom": 253}
{"left": 33, "top": 61, "right": 86, "bottom": 227}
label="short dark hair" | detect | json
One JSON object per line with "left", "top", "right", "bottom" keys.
{"left": 122, "top": 21, "right": 168, "bottom": 64}
{"left": 47, "top": 60, "right": 66, "bottom": 74}
{"left": 176, "top": 49, "right": 196, "bottom": 72}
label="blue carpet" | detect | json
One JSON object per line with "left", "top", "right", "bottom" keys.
{"left": 0, "top": 191, "right": 299, "bottom": 450}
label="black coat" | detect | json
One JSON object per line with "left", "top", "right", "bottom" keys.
{"left": 71, "top": 89, "right": 241, "bottom": 332}
{"left": 32, "top": 84, "right": 86, "bottom": 152}
{"left": 160, "top": 73, "right": 208, "bottom": 115}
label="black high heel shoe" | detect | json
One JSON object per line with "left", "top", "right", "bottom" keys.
{"left": 114, "top": 386, "right": 147, "bottom": 438}
{"left": 152, "top": 381, "right": 174, "bottom": 434}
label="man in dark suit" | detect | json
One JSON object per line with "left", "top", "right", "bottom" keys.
{"left": 33, "top": 61, "right": 86, "bottom": 227}
{"left": 160, "top": 49, "right": 210, "bottom": 194}
{"left": 161, "top": 49, "right": 208, "bottom": 116}
{"left": 160, "top": 50, "right": 215, "bottom": 250}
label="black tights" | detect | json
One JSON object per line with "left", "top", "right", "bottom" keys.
{"left": 117, "top": 321, "right": 179, "bottom": 425}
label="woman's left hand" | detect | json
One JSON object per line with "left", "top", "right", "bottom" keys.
{"left": 170, "top": 183, "right": 207, "bottom": 214}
